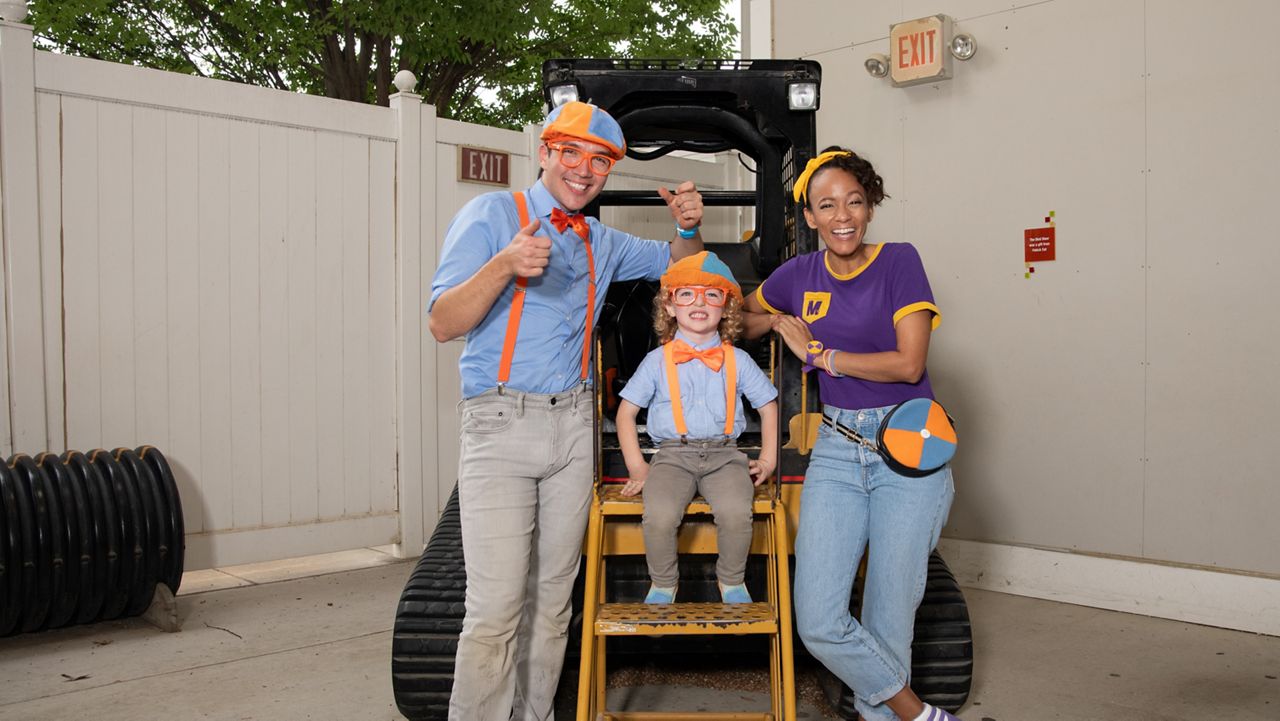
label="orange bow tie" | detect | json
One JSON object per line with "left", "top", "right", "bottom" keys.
{"left": 670, "top": 340, "right": 724, "bottom": 371}
{"left": 550, "top": 207, "right": 589, "bottom": 239}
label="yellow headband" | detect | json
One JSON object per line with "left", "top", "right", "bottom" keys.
{"left": 792, "top": 150, "right": 853, "bottom": 204}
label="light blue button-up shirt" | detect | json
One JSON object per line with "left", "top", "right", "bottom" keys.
{"left": 431, "top": 180, "right": 671, "bottom": 398}
{"left": 620, "top": 331, "right": 778, "bottom": 442}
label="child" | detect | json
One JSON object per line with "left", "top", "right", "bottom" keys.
{"left": 616, "top": 251, "right": 779, "bottom": 604}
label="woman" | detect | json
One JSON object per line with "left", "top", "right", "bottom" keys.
{"left": 744, "top": 147, "right": 960, "bottom": 721}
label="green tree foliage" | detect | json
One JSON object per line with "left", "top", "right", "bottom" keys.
{"left": 29, "top": 0, "right": 736, "bottom": 128}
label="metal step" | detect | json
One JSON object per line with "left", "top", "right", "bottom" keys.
{"left": 599, "top": 485, "right": 776, "bottom": 517}
{"left": 595, "top": 602, "right": 777, "bottom": 636}
{"left": 600, "top": 713, "right": 774, "bottom": 720}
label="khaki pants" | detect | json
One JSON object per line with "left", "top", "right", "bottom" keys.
{"left": 641, "top": 440, "right": 755, "bottom": 588}
{"left": 449, "top": 386, "right": 593, "bottom": 721}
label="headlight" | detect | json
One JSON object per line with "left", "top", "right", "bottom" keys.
{"left": 549, "top": 83, "right": 580, "bottom": 108}
{"left": 787, "top": 81, "right": 819, "bottom": 111}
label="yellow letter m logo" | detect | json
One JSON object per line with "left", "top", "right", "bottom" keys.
{"left": 802, "top": 292, "right": 831, "bottom": 323}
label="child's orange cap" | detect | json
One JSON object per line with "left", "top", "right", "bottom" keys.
{"left": 660, "top": 251, "right": 742, "bottom": 302}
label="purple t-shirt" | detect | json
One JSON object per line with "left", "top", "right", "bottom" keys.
{"left": 755, "top": 243, "right": 940, "bottom": 411}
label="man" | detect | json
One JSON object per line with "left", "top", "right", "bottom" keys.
{"left": 428, "top": 100, "right": 704, "bottom": 721}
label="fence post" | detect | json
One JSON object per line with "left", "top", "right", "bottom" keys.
{"left": 391, "top": 71, "right": 427, "bottom": 558}
{"left": 0, "top": 6, "right": 46, "bottom": 456}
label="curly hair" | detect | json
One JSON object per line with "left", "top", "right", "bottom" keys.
{"left": 651, "top": 287, "right": 744, "bottom": 345}
{"left": 805, "top": 145, "right": 889, "bottom": 208}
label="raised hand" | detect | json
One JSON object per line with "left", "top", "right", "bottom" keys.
{"left": 658, "top": 181, "right": 704, "bottom": 231}
{"left": 500, "top": 219, "right": 551, "bottom": 278}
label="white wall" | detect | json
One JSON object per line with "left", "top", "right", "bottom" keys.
{"left": 768, "top": 0, "right": 1280, "bottom": 626}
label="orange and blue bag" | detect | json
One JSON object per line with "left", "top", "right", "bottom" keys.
{"left": 875, "top": 398, "right": 957, "bottom": 477}
{"left": 823, "top": 398, "right": 957, "bottom": 477}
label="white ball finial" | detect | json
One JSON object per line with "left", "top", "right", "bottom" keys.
{"left": 0, "top": 1, "right": 30, "bottom": 22}
{"left": 393, "top": 70, "right": 418, "bottom": 94}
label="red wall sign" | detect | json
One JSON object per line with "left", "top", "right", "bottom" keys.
{"left": 459, "top": 146, "right": 510, "bottom": 187}
{"left": 1024, "top": 227, "right": 1056, "bottom": 262}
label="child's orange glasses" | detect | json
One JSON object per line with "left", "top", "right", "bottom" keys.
{"left": 547, "top": 142, "right": 616, "bottom": 176}
{"left": 671, "top": 287, "right": 727, "bottom": 307}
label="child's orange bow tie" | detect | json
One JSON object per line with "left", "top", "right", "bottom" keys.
{"left": 550, "top": 208, "right": 589, "bottom": 239}
{"left": 670, "top": 340, "right": 724, "bottom": 371}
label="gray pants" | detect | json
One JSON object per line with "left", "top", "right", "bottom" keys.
{"left": 641, "top": 440, "right": 755, "bottom": 588}
{"left": 449, "top": 387, "right": 594, "bottom": 721}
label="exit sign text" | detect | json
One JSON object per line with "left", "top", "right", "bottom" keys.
{"left": 459, "top": 146, "right": 510, "bottom": 187}
{"left": 889, "top": 15, "right": 954, "bottom": 87}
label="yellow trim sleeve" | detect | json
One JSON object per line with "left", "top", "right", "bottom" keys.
{"left": 893, "top": 301, "right": 941, "bottom": 330}
{"left": 753, "top": 284, "right": 783, "bottom": 315}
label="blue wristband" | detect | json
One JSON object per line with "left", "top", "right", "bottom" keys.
{"left": 675, "top": 223, "right": 699, "bottom": 239}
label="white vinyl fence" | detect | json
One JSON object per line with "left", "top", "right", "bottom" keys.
{"left": 0, "top": 17, "right": 741, "bottom": 569}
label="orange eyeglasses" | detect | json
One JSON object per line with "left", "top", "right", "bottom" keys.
{"left": 547, "top": 142, "right": 616, "bottom": 176}
{"left": 671, "top": 287, "right": 727, "bottom": 307}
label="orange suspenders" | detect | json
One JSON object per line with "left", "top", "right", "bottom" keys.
{"left": 497, "top": 191, "right": 597, "bottom": 391}
{"left": 662, "top": 341, "right": 738, "bottom": 440}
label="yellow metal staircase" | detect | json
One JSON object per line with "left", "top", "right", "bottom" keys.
{"left": 575, "top": 484, "right": 797, "bottom": 720}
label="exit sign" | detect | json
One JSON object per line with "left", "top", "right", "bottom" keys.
{"left": 458, "top": 146, "right": 510, "bottom": 187}
{"left": 890, "top": 15, "right": 953, "bottom": 87}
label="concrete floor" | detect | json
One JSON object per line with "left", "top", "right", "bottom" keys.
{"left": 0, "top": 553, "right": 1276, "bottom": 721}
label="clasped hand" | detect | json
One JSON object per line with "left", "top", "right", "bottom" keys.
{"left": 773, "top": 315, "right": 815, "bottom": 362}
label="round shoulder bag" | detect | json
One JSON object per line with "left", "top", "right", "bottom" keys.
{"left": 876, "top": 397, "right": 957, "bottom": 477}
{"left": 822, "top": 397, "right": 957, "bottom": 477}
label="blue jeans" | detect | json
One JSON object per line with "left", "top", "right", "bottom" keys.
{"left": 794, "top": 403, "right": 955, "bottom": 721}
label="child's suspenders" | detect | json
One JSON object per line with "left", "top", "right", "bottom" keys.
{"left": 496, "top": 191, "right": 597, "bottom": 391}
{"left": 662, "top": 341, "right": 738, "bottom": 440}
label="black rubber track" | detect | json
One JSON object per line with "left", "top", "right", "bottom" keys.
{"left": 816, "top": 550, "right": 974, "bottom": 719}
{"left": 391, "top": 485, "right": 466, "bottom": 721}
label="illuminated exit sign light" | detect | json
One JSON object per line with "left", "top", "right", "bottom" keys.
{"left": 890, "top": 15, "right": 953, "bottom": 88}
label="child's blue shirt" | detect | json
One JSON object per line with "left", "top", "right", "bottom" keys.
{"left": 619, "top": 330, "right": 777, "bottom": 442}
